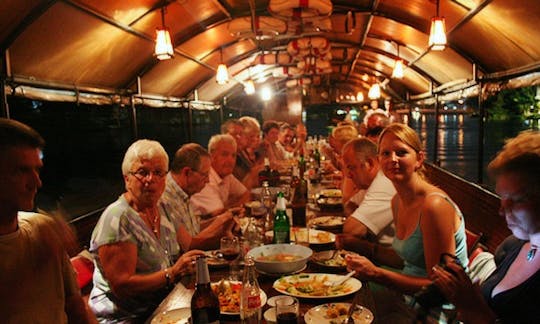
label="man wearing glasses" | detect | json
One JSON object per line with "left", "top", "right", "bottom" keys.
{"left": 159, "top": 143, "right": 238, "bottom": 251}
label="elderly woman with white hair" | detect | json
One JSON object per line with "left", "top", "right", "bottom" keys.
{"left": 88, "top": 139, "right": 203, "bottom": 323}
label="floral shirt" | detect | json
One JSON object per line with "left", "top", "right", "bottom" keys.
{"left": 88, "top": 195, "right": 180, "bottom": 323}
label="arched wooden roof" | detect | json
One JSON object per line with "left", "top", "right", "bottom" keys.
{"left": 2, "top": 0, "right": 540, "bottom": 109}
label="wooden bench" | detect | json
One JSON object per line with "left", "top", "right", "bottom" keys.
{"left": 424, "top": 163, "right": 511, "bottom": 252}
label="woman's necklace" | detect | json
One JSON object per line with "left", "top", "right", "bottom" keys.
{"left": 527, "top": 244, "right": 538, "bottom": 262}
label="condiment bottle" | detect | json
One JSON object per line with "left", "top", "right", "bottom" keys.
{"left": 240, "top": 256, "right": 262, "bottom": 323}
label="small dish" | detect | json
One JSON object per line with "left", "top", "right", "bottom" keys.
{"left": 151, "top": 307, "right": 191, "bottom": 324}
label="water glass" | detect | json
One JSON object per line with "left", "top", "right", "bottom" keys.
{"left": 293, "top": 227, "right": 310, "bottom": 247}
{"left": 275, "top": 296, "right": 299, "bottom": 324}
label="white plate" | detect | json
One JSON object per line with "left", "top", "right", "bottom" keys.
{"left": 318, "top": 189, "right": 342, "bottom": 197}
{"left": 151, "top": 307, "right": 191, "bottom": 324}
{"left": 308, "top": 216, "right": 345, "bottom": 229}
{"left": 211, "top": 281, "right": 267, "bottom": 315}
{"left": 273, "top": 273, "right": 361, "bottom": 299}
{"left": 263, "top": 307, "right": 277, "bottom": 324}
{"left": 311, "top": 250, "right": 359, "bottom": 269}
{"left": 265, "top": 229, "right": 335, "bottom": 244}
{"left": 304, "top": 303, "right": 374, "bottom": 324}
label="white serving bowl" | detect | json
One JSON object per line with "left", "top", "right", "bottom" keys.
{"left": 247, "top": 244, "right": 312, "bottom": 274}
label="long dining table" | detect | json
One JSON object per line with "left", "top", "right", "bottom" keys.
{"left": 149, "top": 173, "right": 378, "bottom": 323}
{"left": 149, "top": 245, "right": 378, "bottom": 324}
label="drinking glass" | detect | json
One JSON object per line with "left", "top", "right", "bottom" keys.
{"left": 275, "top": 296, "right": 299, "bottom": 324}
{"left": 293, "top": 227, "right": 310, "bottom": 247}
{"left": 220, "top": 236, "right": 240, "bottom": 280}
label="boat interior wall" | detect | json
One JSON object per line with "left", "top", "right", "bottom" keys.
{"left": 425, "top": 163, "right": 510, "bottom": 253}
{"left": 2, "top": 0, "right": 540, "bottom": 110}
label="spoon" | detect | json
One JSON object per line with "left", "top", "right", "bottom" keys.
{"left": 325, "top": 270, "right": 356, "bottom": 287}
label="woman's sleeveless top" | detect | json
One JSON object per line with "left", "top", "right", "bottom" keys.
{"left": 392, "top": 192, "right": 468, "bottom": 277}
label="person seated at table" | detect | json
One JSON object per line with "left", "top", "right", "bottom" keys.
{"left": 329, "top": 124, "right": 360, "bottom": 206}
{"left": 364, "top": 111, "right": 390, "bottom": 143}
{"left": 432, "top": 130, "right": 540, "bottom": 323}
{"left": 259, "top": 120, "right": 281, "bottom": 168}
{"left": 222, "top": 119, "right": 253, "bottom": 184}
{"left": 190, "top": 134, "right": 250, "bottom": 217}
{"left": 338, "top": 138, "right": 396, "bottom": 251}
{"left": 276, "top": 122, "right": 295, "bottom": 158}
{"left": 0, "top": 118, "right": 90, "bottom": 323}
{"left": 345, "top": 123, "right": 468, "bottom": 322}
{"left": 239, "top": 116, "right": 263, "bottom": 164}
{"left": 159, "top": 143, "right": 238, "bottom": 251}
{"left": 88, "top": 139, "right": 204, "bottom": 322}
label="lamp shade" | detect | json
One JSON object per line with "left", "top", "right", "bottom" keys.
{"left": 216, "top": 63, "right": 229, "bottom": 84}
{"left": 356, "top": 91, "right": 364, "bottom": 102}
{"left": 429, "top": 17, "right": 447, "bottom": 51}
{"left": 392, "top": 59, "right": 404, "bottom": 78}
{"left": 244, "top": 79, "right": 255, "bottom": 95}
{"left": 368, "top": 83, "right": 381, "bottom": 99}
{"left": 155, "top": 28, "right": 174, "bottom": 60}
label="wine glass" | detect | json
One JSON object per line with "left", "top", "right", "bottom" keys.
{"left": 220, "top": 236, "right": 240, "bottom": 280}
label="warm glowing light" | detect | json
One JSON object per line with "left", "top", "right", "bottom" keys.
{"left": 368, "top": 84, "right": 381, "bottom": 99}
{"left": 244, "top": 79, "right": 255, "bottom": 95}
{"left": 429, "top": 17, "right": 447, "bottom": 50}
{"left": 356, "top": 92, "right": 364, "bottom": 102}
{"left": 216, "top": 63, "right": 229, "bottom": 84}
{"left": 155, "top": 28, "right": 174, "bottom": 60}
{"left": 392, "top": 59, "right": 404, "bottom": 78}
{"left": 261, "top": 86, "right": 272, "bottom": 101}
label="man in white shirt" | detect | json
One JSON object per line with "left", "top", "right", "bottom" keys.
{"left": 191, "top": 134, "right": 250, "bottom": 217}
{"left": 341, "top": 138, "right": 396, "bottom": 246}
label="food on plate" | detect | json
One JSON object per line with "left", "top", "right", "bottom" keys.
{"left": 274, "top": 274, "right": 354, "bottom": 297}
{"left": 256, "top": 253, "right": 303, "bottom": 262}
{"left": 314, "top": 231, "right": 331, "bottom": 243}
{"left": 314, "top": 250, "right": 357, "bottom": 267}
{"left": 310, "top": 216, "right": 345, "bottom": 228}
{"left": 325, "top": 303, "right": 348, "bottom": 318}
{"left": 211, "top": 279, "right": 241, "bottom": 313}
{"left": 319, "top": 189, "right": 342, "bottom": 198}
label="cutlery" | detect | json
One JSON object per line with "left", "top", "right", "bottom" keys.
{"left": 343, "top": 290, "right": 359, "bottom": 324}
{"left": 324, "top": 270, "right": 356, "bottom": 287}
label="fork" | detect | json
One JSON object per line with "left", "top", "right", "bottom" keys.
{"left": 343, "top": 289, "right": 360, "bottom": 324}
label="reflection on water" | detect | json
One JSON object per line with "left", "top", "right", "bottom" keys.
{"left": 410, "top": 114, "right": 529, "bottom": 191}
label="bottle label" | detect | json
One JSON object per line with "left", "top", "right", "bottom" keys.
{"left": 274, "top": 230, "right": 290, "bottom": 244}
{"left": 247, "top": 295, "right": 261, "bottom": 309}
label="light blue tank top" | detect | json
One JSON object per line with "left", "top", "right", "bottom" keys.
{"left": 392, "top": 192, "right": 468, "bottom": 277}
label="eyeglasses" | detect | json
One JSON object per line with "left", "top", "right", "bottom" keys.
{"left": 191, "top": 168, "right": 210, "bottom": 179}
{"left": 129, "top": 169, "right": 167, "bottom": 180}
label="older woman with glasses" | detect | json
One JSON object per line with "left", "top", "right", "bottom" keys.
{"left": 88, "top": 139, "right": 203, "bottom": 323}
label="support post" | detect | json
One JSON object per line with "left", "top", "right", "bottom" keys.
{"left": 130, "top": 95, "right": 138, "bottom": 140}
{"left": 1, "top": 49, "right": 11, "bottom": 118}
{"left": 433, "top": 93, "right": 440, "bottom": 166}
{"left": 477, "top": 82, "right": 485, "bottom": 184}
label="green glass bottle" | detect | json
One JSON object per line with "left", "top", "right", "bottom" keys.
{"left": 273, "top": 192, "right": 290, "bottom": 244}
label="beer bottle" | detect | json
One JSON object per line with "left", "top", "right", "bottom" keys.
{"left": 291, "top": 167, "right": 307, "bottom": 227}
{"left": 191, "top": 256, "right": 220, "bottom": 324}
{"left": 258, "top": 158, "right": 271, "bottom": 186}
{"left": 273, "top": 192, "right": 290, "bottom": 244}
{"left": 240, "top": 256, "right": 262, "bottom": 323}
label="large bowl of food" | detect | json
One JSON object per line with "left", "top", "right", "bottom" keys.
{"left": 247, "top": 244, "right": 312, "bottom": 274}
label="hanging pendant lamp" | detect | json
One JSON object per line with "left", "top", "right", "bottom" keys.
{"left": 154, "top": 6, "right": 174, "bottom": 60}
{"left": 429, "top": 0, "right": 447, "bottom": 51}
{"left": 216, "top": 47, "right": 229, "bottom": 85}
{"left": 392, "top": 44, "right": 404, "bottom": 79}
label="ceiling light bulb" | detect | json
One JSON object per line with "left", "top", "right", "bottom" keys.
{"left": 244, "top": 79, "right": 255, "bottom": 95}
{"left": 392, "top": 59, "right": 404, "bottom": 78}
{"left": 216, "top": 63, "right": 229, "bottom": 84}
{"left": 429, "top": 17, "right": 447, "bottom": 50}
{"left": 155, "top": 28, "right": 174, "bottom": 60}
{"left": 368, "top": 84, "right": 381, "bottom": 99}
{"left": 261, "top": 86, "right": 272, "bottom": 101}
{"left": 356, "top": 92, "right": 364, "bottom": 102}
